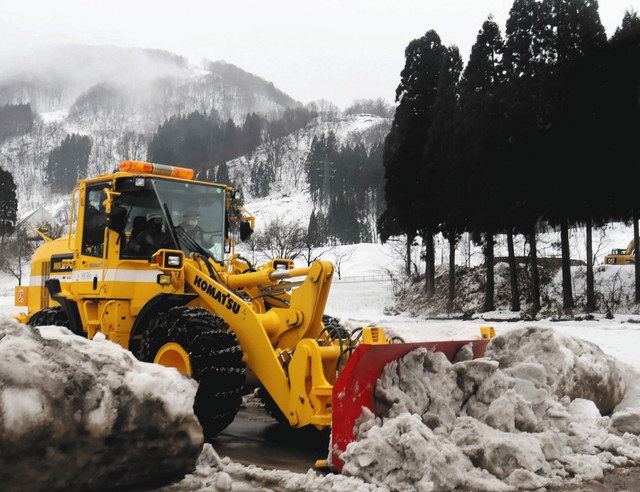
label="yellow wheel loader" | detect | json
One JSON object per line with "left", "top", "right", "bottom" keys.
{"left": 14, "top": 160, "right": 488, "bottom": 470}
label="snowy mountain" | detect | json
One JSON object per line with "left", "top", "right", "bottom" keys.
{"left": 0, "top": 45, "right": 303, "bottom": 215}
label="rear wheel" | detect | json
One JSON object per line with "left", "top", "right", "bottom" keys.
{"left": 137, "top": 307, "right": 246, "bottom": 440}
{"left": 28, "top": 306, "right": 71, "bottom": 330}
{"left": 28, "top": 306, "right": 86, "bottom": 337}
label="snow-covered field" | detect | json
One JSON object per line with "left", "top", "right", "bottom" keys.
{"left": 328, "top": 277, "right": 640, "bottom": 370}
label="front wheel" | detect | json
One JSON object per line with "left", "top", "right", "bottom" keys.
{"left": 137, "top": 307, "right": 246, "bottom": 440}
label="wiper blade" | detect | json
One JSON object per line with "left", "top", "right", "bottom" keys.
{"left": 161, "top": 202, "right": 182, "bottom": 251}
{"left": 175, "top": 226, "right": 221, "bottom": 279}
{"left": 175, "top": 226, "right": 211, "bottom": 260}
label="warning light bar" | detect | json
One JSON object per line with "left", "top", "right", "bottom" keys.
{"left": 118, "top": 160, "right": 195, "bottom": 180}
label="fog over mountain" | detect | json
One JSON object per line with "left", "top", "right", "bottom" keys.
{"left": 0, "top": 45, "right": 299, "bottom": 119}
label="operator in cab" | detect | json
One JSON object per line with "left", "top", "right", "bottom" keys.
{"left": 127, "top": 211, "right": 168, "bottom": 257}
{"left": 182, "top": 208, "right": 203, "bottom": 243}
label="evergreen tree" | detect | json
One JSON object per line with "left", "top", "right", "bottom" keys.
{"left": 503, "top": 0, "right": 554, "bottom": 313}
{"left": 0, "top": 167, "right": 17, "bottom": 241}
{"left": 241, "top": 113, "right": 265, "bottom": 155}
{"left": 379, "top": 30, "right": 446, "bottom": 275}
{"left": 606, "top": 10, "right": 640, "bottom": 303}
{"left": 301, "top": 210, "right": 330, "bottom": 265}
{"left": 545, "top": 0, "right": 606, "bottom": 310}
{"left": 216, "top": 161, "right": 231, "bottom": 185}
{"left": 423, "top": 45, "right": 463, "bottom": 300}
{"left": 0, "top": 104, "right": 34, "bottom": 142}
{"left": 249, "top": 160, "right": 275, "bottom": 198}
{"left": 304, "top": 132, "right": 386, "bottom": 244}
{"left": 148, "top": 108, "right": 313, "bottom": 177}
{"left": 47, "top": 134, "right": 92, "bottom": 193}
{"left": 459, "top": 17, "right": 505, "bottom": 312}
{"left": 613, "top": 9, "right": 640, "bottom": 42}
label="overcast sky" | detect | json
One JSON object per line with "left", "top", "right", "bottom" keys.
{"left": 1, "top": 0, "right": 638, "bottom": 107}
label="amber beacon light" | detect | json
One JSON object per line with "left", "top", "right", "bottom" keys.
{"left": 118, "top": 160, "right": 195, "bottom": 180}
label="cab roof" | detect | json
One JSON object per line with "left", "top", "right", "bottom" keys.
{"left": 78, "top": 160, "right": 233, "bottom": 191}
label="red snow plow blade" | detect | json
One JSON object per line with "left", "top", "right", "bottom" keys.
{"left": 330, "top": 339, "right": 489, "bottom": 472}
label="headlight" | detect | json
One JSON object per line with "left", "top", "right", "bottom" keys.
{"left": 157, "top": 274, "right": 171, "bottom": 285}
{"left": 166, "top": 255, "right": 182, "bottom": 267}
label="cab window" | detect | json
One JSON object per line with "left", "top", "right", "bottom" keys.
{"left": 115, "top": 179, "right": 175, "bottom": 259}
{"left": 81, "top": 185, "right": 107, "bottom": 257}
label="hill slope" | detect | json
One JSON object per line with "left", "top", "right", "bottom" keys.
{"left": 0, "top": 45, "right": 303, "bottom": 214}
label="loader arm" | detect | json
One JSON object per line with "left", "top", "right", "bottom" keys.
{"left": 626, "top": 240, "right": 635, "bottom": 256}
{"left": 184, "top": 259, "right": 337, "bottom": 428}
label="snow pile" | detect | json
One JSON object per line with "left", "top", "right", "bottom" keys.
{"left": 340, "top": 327, "right": 640, "bottom": 491}
{"left": 0, "top": 316, "right": 203, "bottom": 491}
{"left": 164, "top": 443, "right": 382, "bottom": 491}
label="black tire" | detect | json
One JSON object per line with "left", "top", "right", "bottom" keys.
{"left": 322, "top": 314, "right": 349, "bottom": 339}
{"left": 28, "top": 307, "right": 73, "bottom": 331}
{"left": 257, "top": 385, "right": 290, "bottom": 425}
{"left": 137, "top": 307, "right": 245, "bottom": 440}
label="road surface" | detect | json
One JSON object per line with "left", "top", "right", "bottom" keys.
{"left": 213, "top": 406, "right": 330, "bottom": 474}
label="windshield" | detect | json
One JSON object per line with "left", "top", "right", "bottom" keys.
{"left": 152, "top": 179, "right": 226, "bottom": 261}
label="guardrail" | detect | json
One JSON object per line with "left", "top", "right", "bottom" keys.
{"left": 333, "top": 274, "right": 391, "bottom": 283}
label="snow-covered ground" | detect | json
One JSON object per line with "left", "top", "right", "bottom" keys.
{"left": 328, "top": 277, "right": 640, "bottom": 370}
{"left": 4, "top": 242, "right": 640, "bottom": 490}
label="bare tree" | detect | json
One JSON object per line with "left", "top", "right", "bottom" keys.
{"left": 385, "top": 236, "right": 421, "bottom": 278}
{"left": 253, "top": 217, "right": 304, "bottom": 261}
{"left": 332, "top": 247, "right": 355, "bottom": 280}
{"left": 0, "top": 227, "right": 37, "bottom": 285}
{"left": 592, "top": 225, "right": 613, "bottom": 266}
{"left": 307, "top": 99, "right": 339, "bottom": 120}
{"left": 290, "top": 147, "right": 307, "bottom": 188}
{"left": 301, "top": 242, "right": 334, "bottom": 267}
{"left": 118, "top": 131, "right": 148, "bottom": 161}
{"left": 264, "top": 136, "right": 291, "bottom": 182}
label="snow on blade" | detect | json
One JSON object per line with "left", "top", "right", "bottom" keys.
{"left": 0, "top": 316, "right": 203, "bottom": 492}
{"left": 340, "top": 327, "right": 640, "bottom": 491}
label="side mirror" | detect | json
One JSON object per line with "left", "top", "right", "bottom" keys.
{"left": 240, "top": 220, "right": 254, "bottom": 242}
{"left": 106, "top": 204, "right": 127, "bottom": 235}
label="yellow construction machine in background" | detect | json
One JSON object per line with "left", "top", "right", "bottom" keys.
{"left": 604, "top": 240, "right": 635, "bottom": 265}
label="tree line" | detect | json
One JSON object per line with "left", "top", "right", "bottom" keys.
{"left": 147, "top": 107, "right": 317, "bottom": 181}
{"left": 46, "top": 134, "right": 93, "bottom": 194}
{"left": 0, "top": 165, "right": 35, "bottom": 285}
{"left": 379, "top": 0, "right": 640, "bottom": 313}
{"left": 0, "top": 104, "right": 34, "bottom": 142}
{"left": 305, "top": 132, "right": 384, "bottom": 244}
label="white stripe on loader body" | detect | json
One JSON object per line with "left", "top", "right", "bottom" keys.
{"left": 29, "top": 269, "right": 162, "bottom": 286}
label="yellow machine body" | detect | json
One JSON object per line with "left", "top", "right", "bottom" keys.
{"left": 16, "top": 161, "right": 391, "bottom": 431}
{"left": 604, "top": 240, "right": 635, "bottom": 265}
